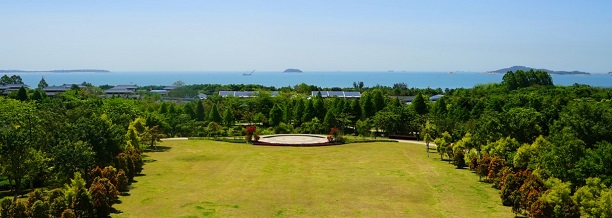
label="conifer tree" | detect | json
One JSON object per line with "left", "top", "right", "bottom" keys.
{"left": 208, "top": 104, "right": 222, "bottom": 123}
{"left": 195, "top": 100, "right": 205, "bottom": 121}
{"left": 222, "top": 106, "right": 235, "bottom": 127}
{"left": 302, "top": 100, "right": 315, "bottom": 123}
{"left": 413, "top": 93, "right": 428, "bottom": 115}
{"left": 37, "top": 77, "right": 48, "bottom": 89}
{"left": 293, "top": 99, "right": 305, "bottom": 126}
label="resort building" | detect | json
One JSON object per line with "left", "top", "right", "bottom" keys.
{"left": 0, "top": 84, "right": 29, "bottom": 95}
{"left": 104, "top": 84, "right": 139, "bottom": 98}
{"left": 42, "top": 84, "right": 85, "bottom": 97}
{"left": 218, "top": 91, "right": 279, "bottom": 98}
{"left": 311, "top": 91, "right": 361, "bottom": 98}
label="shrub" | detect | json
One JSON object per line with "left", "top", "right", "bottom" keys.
{"left": 8, "top": 200, "right": 27, "bottom": 218}
{"left": 60, "top": 209, "right": 76, "bottom": 218}
{"left": 71, "top": 187, "right": 94, "bottom": 218}
{"left": 477, "top": 154, "right": 491, "bottom": 182}
{"left": 453, "top": 151, "right": 467, "bottom": 169}
{"left": 488, "top": 156, "right": 505, "bottom": 185}
{"left": 101, "top": 166, "right": 118, "bottom": 188}
{"left": 116, "top": 169, "right": 130, "bottom": 193}
{"left": 1, "top": 198, "right": 12, "bottom": 218}
{"left": 28, "top": 200, "right": 50, "bottom": 218}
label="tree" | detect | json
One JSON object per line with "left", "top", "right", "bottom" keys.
{"left": 16, "top": 86, "right": 28, "bottom": 101}
{"left": 371, "top": 89, "right": 385, "bottom": 112}
{"left": 302, "top": 100, "right": 315, "bottom": 123}
{"left": 208, "top": 104, "right": 222, "bottom": 123}
{"left": 222, "top": 106, "right": 235, "bottom": 127}
{"left": 195, "top": 100, "right": 205, "bottom": 121}
{"left": 361, "top": 93, "right": 375, "bottom": 119}
{"left": 293, "top": 98, "right": 305, "bottom": 126}
{"left": 412, "top": 93, "right": 428, "bottom": 115}
{"left": 533, "top": 177, "right": 580, "bottom": 218}
{"left": 572, "top": 177, "right": 607, "bottom": 217}
{"left": 37, "top": 77, "right": 48, "bottom": 90}
{"left": 172, "top": 80, "right": 185, "bottom": 87}
{"left": 477, "top": 154, "right": 492, "bottom": 181}
{"left": 422, "top": 122, "right": 436, "bottom": 157}
{"left": 323, "top": 110, "right": 337, "bottom": 130}
{"left": 434, "top": 131, "right": 453, "bottom": 161}
{"left": 355, "top": 119, "right": 372, "bottom": 137}
{"left": 314, "top": 91, "right": 326, "bottom": 120}
{"left": 268, "top": 104, "right": 283, "bottom": 127}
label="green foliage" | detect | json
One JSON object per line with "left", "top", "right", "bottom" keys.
{"left": 0, "top": 74, "right": 24, "bottom": 85}
{"left": 434, "top": 131, "right": 453, "bottom": 161}
{"left": 195, "top": 100, "right": 206, "bottom": 121}
{"left": 302, "top": 100, "right": 315, "bottom": 123}
{"left": 208, "top": 104, "right": 222, "bottom": 123}
{"left": 355, "top": 119, "right": 372, "bottom": 138}
{"left": 536, "top": 177, "right": 580, "bottom": 217}
{"left": 483, "top": 137, "right": 520, "bottom": 164}
{"left": 268, "top": 104, "right": 283, "bottom": 127}
{"left": 37, "top": 77, "right": 49, "bottom": 90}
{"left": 16, "top": 86, "right": 28, "bottom": 101}
{"left": 412, "top": 92, "right": 428, "bottom": 115}
{"left": 502, "top": 69, "right": 553, "bottom": 90}
{"left": 222, "top": 105, "right": 235, "bottom": 127}
{"left": 323, "top": 109, "right": 338, "bottom": 130}
{"left": 573, "top": 177, "right": 607, "bottom": 217}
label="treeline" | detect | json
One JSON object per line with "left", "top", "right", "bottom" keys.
{"left": 428, "top": 70, "right": 612, "bottom": 217}
{"left": 0, "top": 91, "right": 147, "bottom": 216}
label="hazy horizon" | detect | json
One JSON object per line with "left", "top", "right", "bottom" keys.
{"left": 2, "top": 1, "right": 611, "bottom": 73}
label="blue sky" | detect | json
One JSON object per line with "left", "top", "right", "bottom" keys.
{"left": 1, "top": 1, "right": 611, "bottom": 72}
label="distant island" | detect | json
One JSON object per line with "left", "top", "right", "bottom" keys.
{"left": 283, "top": 68, "right": 303, "bottom": 73}
{"left": 487, "top": 66, "right": 590, "bottom": 75}
{"left": 0, "top": 69, "right": 110, "bottom": 73}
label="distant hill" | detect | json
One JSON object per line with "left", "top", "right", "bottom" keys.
{"left": 283, "top": 68, "right": 303, "bottom": 73}
{"left": 0, "top": 69, "right": 110, "bottom": 73}
{"left": 488, "top": 66, "right": 590, "bottom": 75}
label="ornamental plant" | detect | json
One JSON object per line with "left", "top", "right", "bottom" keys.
{"left": 245, "top": 126, "right": 257, "bottom": 142}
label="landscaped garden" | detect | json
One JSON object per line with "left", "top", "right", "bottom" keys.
{"left": 112, "top": 140, "right": 513, "bottom": 217}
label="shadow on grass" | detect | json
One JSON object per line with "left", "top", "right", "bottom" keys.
{"left": 145, "top": 146, "right": 172, "bottom": 153}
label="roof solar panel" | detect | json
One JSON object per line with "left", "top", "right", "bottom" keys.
{"left": 344, "top": 92, "right": 361, "bottom": 97}
{"left": 328, "top": 91, "right": 344, "bottom": 97}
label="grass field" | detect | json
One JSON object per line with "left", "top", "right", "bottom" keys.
{"left": 112, "top": 140, "right": 513, "bottom": 217}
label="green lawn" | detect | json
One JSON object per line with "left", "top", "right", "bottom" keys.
{"left": 112, "top": 140, "right": 513, "bottom": 217}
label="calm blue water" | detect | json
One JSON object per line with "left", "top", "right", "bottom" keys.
{"left": 12, "top": 71, "right": 612, "bottom": 89}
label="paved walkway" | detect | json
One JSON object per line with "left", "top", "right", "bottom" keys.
{"left": 395, "top": 139, "right": 437, "bottom": 147}
{"left": 161, "top": 137, "right": 189, "bottom": 141}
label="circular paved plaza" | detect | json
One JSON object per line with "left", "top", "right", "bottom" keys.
{"left": 258, "top": 134, "right": 329, "bottom": 145}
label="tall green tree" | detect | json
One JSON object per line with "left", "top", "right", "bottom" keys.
{"left": 293, "top": 98, "right": 305, "bottom": 126}
{"left": 372, "top": 89, "right": 386, "bottom": 112}
{"left": 222, "top": 106, "right": 235, "bottom": 127}
{"left": 361, "top": 93, "right": 375, "bottom": 119}
{"left": 268, "top": 104, "right": 283, "bottom": 127}
{"left": 302, "top": 100, "right": 315, "bottom": 123}
{"left": 16, "top": 86, "right": 28, "bottom": 101}
{"left": 323, "top": 110, "right": 337, "bottom": 130}
{"left": 195, "top": 100, "right": 205, "bottom": 121}
{"left": 208, "top": 104, "right": 222, "bottom": 123}
{"left": 314, "top": 91, "right": 326, "bottom": 120}
{"left": 412, "top": 93, "right": 428, "bottom": 115}
{"left": 37, "top": 77, "right": 48, "bottom": 89}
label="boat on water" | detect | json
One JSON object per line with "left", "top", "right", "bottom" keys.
{"left": 243, "top": 69, "right": 255, "bottom": 76}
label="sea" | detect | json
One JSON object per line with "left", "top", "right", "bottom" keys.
{"left": 11, "top": 71, "right": 612, "bottom": 89}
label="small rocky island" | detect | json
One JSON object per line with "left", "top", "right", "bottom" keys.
{"left": 283, "top": 68, "right": 303, "bottom": 73}
{"left": 488, "top": 66, "right": 590, "bottom": 75}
